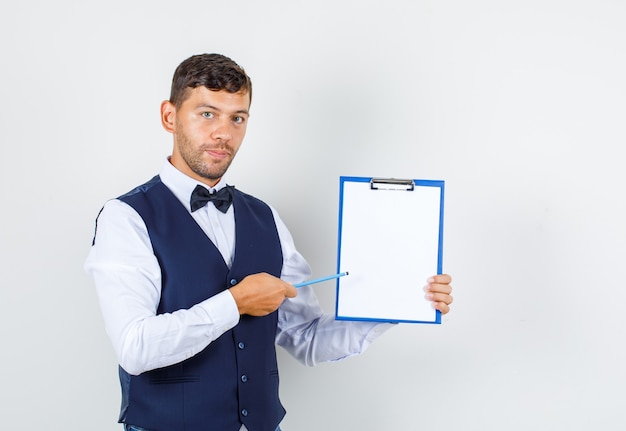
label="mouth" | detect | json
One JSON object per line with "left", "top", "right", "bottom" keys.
{"left": 204, "top": 147, "right": 231, "bottom": 160}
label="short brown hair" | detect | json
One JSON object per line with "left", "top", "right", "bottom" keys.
{"left": 169, "top": 53, "right": 252, "bottom": 107}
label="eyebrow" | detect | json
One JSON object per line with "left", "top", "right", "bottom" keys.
{"left": 196, "top": 104, "right": 249, "bottom": 116}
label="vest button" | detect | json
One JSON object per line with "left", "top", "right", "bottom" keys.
{"left": 230, "top": 279, "right": 237, "bottom": 286}
{"left": 241, "top": 374, "right": 248, "bottom": 382}
{"left": 241, "top": 409, "right": 248, "bottom": 417}
{"left": 238, "top": 342, "right": 245, "bottom": 349}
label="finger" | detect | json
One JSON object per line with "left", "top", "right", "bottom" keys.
{"left": 284, "top": 283, "right": 298, "bottom": 298}
{"left": 424, "top": 281, "right": 453, "bottom": 295}
{"left": 425, "top": 291, "right": 453, "bottom": 305}
{"left": 428, "top": 283, "right": 453, "bottom": 295}
{"left": 433, "top": 301, "right": 450, "bottom": 315}
{"left": 428, "top": 274, "right": 452, "bottom": 285}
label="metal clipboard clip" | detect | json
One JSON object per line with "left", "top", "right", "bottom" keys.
{"left": 370, "top": 178, "right": 415, "bottom": 191}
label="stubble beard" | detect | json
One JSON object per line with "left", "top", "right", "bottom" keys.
{"left": 176, "top": 127, "right": 235, "bottom": 182}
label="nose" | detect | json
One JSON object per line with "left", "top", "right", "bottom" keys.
{"left": 212, "top": 119, "right": 232, "bottom": 141}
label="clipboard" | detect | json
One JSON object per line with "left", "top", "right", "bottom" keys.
{"left": 335, "top": 176, "right": 445, "bottom": 324}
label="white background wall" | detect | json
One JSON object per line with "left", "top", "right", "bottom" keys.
{"left": 1, "top": 1, "right": 625, "bottom": 430}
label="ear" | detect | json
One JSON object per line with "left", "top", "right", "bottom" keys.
{"left": 160, "top": 100, "right": 176, "bottom": 133}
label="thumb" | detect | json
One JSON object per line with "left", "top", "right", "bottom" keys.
{"left": 285, "top": 283, "right": 298, "bottom": 298}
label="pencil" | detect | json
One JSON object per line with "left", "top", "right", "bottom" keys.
{"left": 293, "top": 272, "right": 349, "bottom": 288}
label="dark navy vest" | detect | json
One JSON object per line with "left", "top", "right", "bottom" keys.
{"left": 116, "top": 175, "right": 285, "bottom": 431}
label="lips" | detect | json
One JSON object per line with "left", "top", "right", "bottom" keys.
{"left": 204, "top": 147, "right": 231, "bottom": 159}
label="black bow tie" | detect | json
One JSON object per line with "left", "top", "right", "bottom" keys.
{"left": 190, "top": 185, "right": 234, "bottom": 213}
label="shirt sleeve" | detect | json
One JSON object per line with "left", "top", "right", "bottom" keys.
{"left": 84, "top": 199, "right": 240, "bottom": 376}
{"left": 271, "top": 209, "right": 395, "bottom": 367}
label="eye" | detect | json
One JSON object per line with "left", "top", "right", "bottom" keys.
{"left": 201, "top": 112, "right": 214, "bottom": 119}
{"left": 233, "top": 115, "right": 246, "bottom": 124}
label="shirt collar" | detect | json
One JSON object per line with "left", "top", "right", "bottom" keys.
{"left": 159, "top": 158, "right": 230, "bottom": 212}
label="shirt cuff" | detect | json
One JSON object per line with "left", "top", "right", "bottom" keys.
{"left": 197, "top": 290, "right": 240, "bottom": 334}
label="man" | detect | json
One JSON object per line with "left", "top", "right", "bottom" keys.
{"left": 85, "top": 53, "right": 453, "bottom": 431}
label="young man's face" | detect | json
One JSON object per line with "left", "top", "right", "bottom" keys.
{"left": 162, "top": 86, "right": 251, "bottom": 187}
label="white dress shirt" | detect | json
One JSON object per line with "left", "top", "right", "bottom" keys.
{"left": 85, "top": 159, "right": 392, "bottom": 377}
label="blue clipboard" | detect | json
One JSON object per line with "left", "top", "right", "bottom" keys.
{"left": 335, "top": 176, "right": 445, "bottom": 324}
